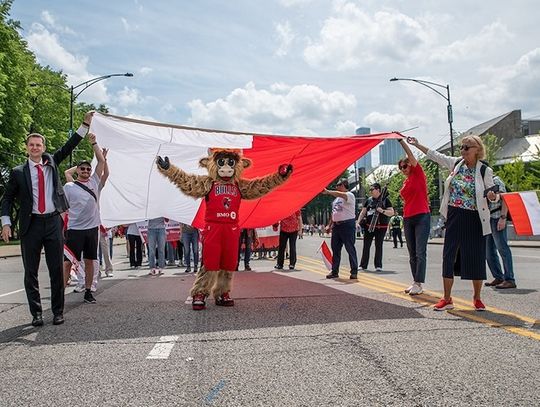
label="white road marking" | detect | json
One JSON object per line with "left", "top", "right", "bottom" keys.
{"left": 146, "top": 335, "right": 179, "bottom": 359}
{"left": 0, "top": 289, "right": 25, "bottom": 298}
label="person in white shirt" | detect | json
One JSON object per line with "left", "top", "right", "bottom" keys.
{"left": 62, "top": 133, "right": 106, "bottom": 304}
{"left": 323, "top": 179, "right": 359, "bottom": 279}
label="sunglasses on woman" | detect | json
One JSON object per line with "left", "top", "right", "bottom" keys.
{"left": 399, "top": 163, "right": 409, "bottom": 170}
{"left": 460, "top": 144, "right": 476, "bottom": 151}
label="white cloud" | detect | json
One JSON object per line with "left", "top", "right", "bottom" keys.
{"left": 160, "top": 103, "right": 176, "bottom": 114}
{"left": 275, "top": 21, "right": 295, "bottom": 57}
{"left": 26, "top": 23, "right": 108, "bottom": 102}
{"left": 430, "top": 21, "right": 513, "bottom": 62}
{"left": 334, "top": 120, "right": 358, "bottom": 135}
{"left": 279, "top": 0, "right": 313, "bottom": 6}
{"left": 40, "top": 10, "right": 75, "bottom": 35}
{"left": 304, "top": 2, "right": 432, "bottom": 70}
{"left": 187, "top": 82, "right": 357, "bottom": 135}
{"left": 362, "top": 112, "right": 428, "bottom": 134}
{"left": 121, "top": 17, "right": 131, "bottom": 32}
{"left": 116, "top": 86, "right": 142, "bottom": 107}
{"left": 456, "top": 47, "right": 540, "bottom": 126}
{"left": 139, "top": 67, "right": 153, "bottom": 75}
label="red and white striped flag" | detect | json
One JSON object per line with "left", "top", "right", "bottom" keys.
{"left": 91, "top": 112, "right": 398, "bottom": 228}
{"left": 502, "top": 191, "right": 540, "bottom": 236}
{"left": 317, "top": 241, "right": 333, "bottom": 271}
{"left": 63, "top": 245, "right": 78, "bottom": 266}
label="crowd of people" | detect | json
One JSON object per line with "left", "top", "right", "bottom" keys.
{"left": 0, "top": 113, "right": 518, "bottom": 324}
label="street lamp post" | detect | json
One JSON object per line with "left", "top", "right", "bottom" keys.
{"left": 389, "top": 77, "right": 454, "bottom": 156}
{"left": 30, "top": 72, "right": 133, "bottom": 165}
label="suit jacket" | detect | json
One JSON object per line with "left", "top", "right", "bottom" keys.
{"left": 1, "top": 132, "right": 84, "bottom": 236}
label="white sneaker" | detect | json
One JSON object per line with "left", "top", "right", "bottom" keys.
{"left": 149, "top": 268, "right": 157, "bottom": 276}
{"left": 73, "top": 286, "right": 85, "bottom": 293}
{"left": 409, "top": 283, "right": 423, "bottom": 295}
{"left": 375, "top": 267, "right": 383, "bottom": 272}
{"left": 158, "top": 269, "right": 164, "bottom": 275}
{"left": 404, "top": 284, "right": 415, "bottom": 294}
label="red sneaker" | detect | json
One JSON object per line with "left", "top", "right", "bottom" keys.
{"left": 433, "top": 297, "right": 454, "bottom": 311}
{"left": 215, "top": 291, "right": 235, "bottom": 307}
{"left": 473, "top": 299, "right": 486, "bottom": 311}
{"left": 192, "top": 293, "right": 206, "bottom": 310}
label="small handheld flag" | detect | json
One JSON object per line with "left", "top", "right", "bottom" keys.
{"left": 317, "top": 241, "right": 333, "bottom": 271}
{"left": 502, "top": 191, "right": 540, "bottom": 236}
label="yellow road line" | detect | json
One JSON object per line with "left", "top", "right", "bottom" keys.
{"left": 298, "top": 255, "right": 538, "bottom": 324}
{"left": 296, "top": 257, "right": 540, "bottom": 341}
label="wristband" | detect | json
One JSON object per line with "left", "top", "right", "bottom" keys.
{"left": 83, "top": 122, "right": 90, "bottom": 127}
{"left": 500, "top": 215, "right": 507, "bottom": 219}
{"left": 91, "top": 142, "right": 97, "bottom": 146}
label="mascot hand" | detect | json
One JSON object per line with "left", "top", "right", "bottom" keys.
{"left": 156, "top": 156, "right": 170, "bottom": 170}
{"left": 278, "top": 163, "right": 293, "bottom": 177}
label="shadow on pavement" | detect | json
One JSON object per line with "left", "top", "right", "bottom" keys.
{"left": 0, "top": 272, "right": 423, "bottom": 345}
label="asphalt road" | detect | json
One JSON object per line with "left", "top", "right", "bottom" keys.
{"left": 0, "top": 235, "right": 539, "bottom": 406}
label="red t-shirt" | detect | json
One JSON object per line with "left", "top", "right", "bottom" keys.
{"left": 205, "top": 182, "right": 242, "bottom": 224}
{"left": 400, "top": 163, "right": 430, "bottom": 218}
{"left": 280, "top": 210, "right": 301, "bottom": 233}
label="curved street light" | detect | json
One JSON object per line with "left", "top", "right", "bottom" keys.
{"left": 390, "top": 77, "right": 454, "bottom": 156}
{"left": 30, "top": 72, "right": 133, "bottom": 165}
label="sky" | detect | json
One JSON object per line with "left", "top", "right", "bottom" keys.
{"left": 11, "top": 0, "right": 540, "bottom": 163}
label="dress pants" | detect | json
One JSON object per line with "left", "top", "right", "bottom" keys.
{"left": 20, "top": 214, "right": 64, "bottom": 317}
{"left": 331, "top": 219, "right": 358, "bottom": 274}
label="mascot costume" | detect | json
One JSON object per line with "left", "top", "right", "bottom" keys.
{"left": 156, "top": 150, "right": 292, "bottom": 310}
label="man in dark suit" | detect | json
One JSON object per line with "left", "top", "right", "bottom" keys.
{"left": 1, "top": 111, "right": 94, "bottom": 326}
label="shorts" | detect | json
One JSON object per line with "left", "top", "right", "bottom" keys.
{"left": 202, "top": 222, "right": 241, "bottom": 271}
{"left": 64, "top": 227, "right": 99, "bottom": 261}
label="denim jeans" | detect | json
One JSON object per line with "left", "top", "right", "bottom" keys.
{"left": 403, "top": 213, "right": 431, "bottom": 283}
{"left": 182, "top": 230, "right": 199, "bottom": 268}
{"left": 147, "top": 228, "right": 166, "bottom": 269}
{"left": 486, "top": 218, "right": 514, "bottom": 282}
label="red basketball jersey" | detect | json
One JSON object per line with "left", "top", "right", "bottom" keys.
{"left": 205, "top": 182, "right": 242, "bottom": 224}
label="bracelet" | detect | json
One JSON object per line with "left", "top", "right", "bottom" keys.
{"left": 91, "top": 142, "right": 97, "bottom": 146}
{"left": 83, "top": 122, "right": 90, "bottom": 127}
{"left": 500, "top": 215, "right": 507, "bottom": 219}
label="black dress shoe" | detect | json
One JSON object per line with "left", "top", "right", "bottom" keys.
{"left": 31, "top": 313, "right": 44, "bottom": 327}
{"left": 53, "top": 314, "right": 65, "bottom": 325}
{"left": 326, "top": 272, "right": 339, "bottom": 279}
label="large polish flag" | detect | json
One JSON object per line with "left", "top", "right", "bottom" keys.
{"left": 502, "top": 192, "right": 540, "bottom": 236}
{"left": 90, "top": 113, "right": 400, "bottom": 228}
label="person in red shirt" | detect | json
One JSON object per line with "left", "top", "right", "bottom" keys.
{"left": 398, "top": 137, "right": 431, "bottom": 296}
{"left": 273, "top": 210, "right": 303, "bottom": 270}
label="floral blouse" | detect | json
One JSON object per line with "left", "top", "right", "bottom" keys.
{"left": 448, "top": 164, "right": 477, "bottom": 210}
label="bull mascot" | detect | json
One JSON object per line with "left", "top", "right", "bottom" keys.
{"left": 156, "top": 149, "right": 292, "bottom": 310}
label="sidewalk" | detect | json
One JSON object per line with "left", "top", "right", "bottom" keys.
{"left": 1, "top": 236, "right": 537, "bottom": 259}
{"left": 0, "top": 238, "right": 128, "bottom": 259}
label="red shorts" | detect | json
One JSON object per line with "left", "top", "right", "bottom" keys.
{"left": 202, "top": 223, "right": 240, "bottom": 271}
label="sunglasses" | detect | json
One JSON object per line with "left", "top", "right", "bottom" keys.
{"left": 79, "top": 167, "right": 92, "bottom": 171}
{"left": 460, "top": 144, "right": 476, "bottom": 151}
{"left": 399, "top": 163, "right": 409, "bottom": 170}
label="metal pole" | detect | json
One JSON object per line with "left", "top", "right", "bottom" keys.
{"left": 69, "top": 85, "right": 74, "bottom": 166}
{"left": 446, "top": 85, "right": 454, "bottom": 156}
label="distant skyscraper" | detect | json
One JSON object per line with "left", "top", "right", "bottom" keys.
{"left": 379, "top": 139, "right": 402, "bottom": 165}
{"left": 355, "top": 127, "right": 372, "bottom": 172}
